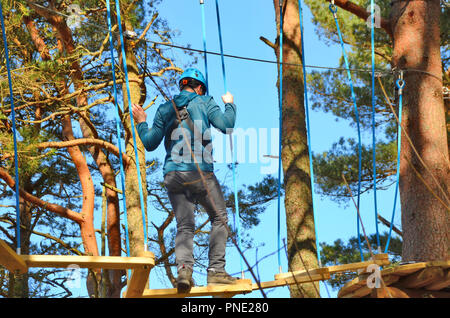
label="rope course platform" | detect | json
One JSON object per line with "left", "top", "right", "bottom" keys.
{"left": 1, "top": 238, "right": 396, "bottom": 298}
{"left": 0, "top": 239, "right": 155, "bottom": 298}
{"left": 338, "top": 260, "right": 450, "bottom": 298}
{"left": 126, "top": 253, "right": 390, "bottom": 298}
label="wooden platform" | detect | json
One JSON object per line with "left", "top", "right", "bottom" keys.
{"left": 140, "top": 279, "right": 253, "bottom": 298}
{"left": 338, "top": 260, "right": 450, "bottom": 298}
{"left": 136, "top": 254, "right": 391, "bottom": 298}
{"left": 1, "top": 239, "right": 155, "bottom": 298}
{"left": 21, "top": 254, "right": 154, "bottom": 270}
{"left": 0, "top": 239, "right": 27, "bottom": 274}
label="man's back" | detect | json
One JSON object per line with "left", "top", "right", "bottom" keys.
{"left": 136, "top": 90, "right": 236, "bottom": 175}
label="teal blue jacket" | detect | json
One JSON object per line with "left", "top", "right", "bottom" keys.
{"left": 136, "top": 90, "right": 236, "bottom": 175}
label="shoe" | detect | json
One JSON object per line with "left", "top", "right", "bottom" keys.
{"left": 207, "top": 269, "right": 239, "bottom": 285}
{"left": 177, "top": 265, "right": 194, "bottom": 293}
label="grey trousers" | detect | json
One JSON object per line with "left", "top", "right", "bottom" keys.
{"left": 164, "top": 170, "right": 229, "bottom": 272}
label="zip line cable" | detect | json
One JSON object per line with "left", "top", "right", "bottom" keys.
{"left": 114, "top": 0, "right": 148, "bottom": 251}
{"left": 21, "top": 1, "right": 443, "bottom": 79}
{"left": 214, "top": 0, "right": 244, "bottom": 278}
{"left": 105, "top": 0, "right": 131, "bottom": 258}
{"left": 370, "top": 0, "right": 381, "bottom": 253}
{"left": 276, "top": 0, "right": 284, "bottom": 274}
{"left": 0, "top": 1, "right": 21, "bottom": 255}
{"left": 385, "top": 73, "right": 404, "bottom": 253}
{"left": 329, "top": 2, "right": 364, "bottom": 261}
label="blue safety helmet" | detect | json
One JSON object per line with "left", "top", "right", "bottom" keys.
{"left": 178, "top": 68, "right": 207, "bottom": 91}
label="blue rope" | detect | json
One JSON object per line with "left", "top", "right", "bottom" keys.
{"left": 299, "top": 0, "right": 331, "bottom": 297}
{"left": 385, "top": 77, "right": 404, "bottom": 253}
{"left": 329, "top": 4, "right": 364, "bottom": 261}
{"left": 370, "top": 0, "right": 381, "bottom": 252}
{"left": 214, "top": 0, "right": 243, "bottom": 275}
{"left": 214, "top": 0, "right": 227, "bottom": 93}
{"left": 106, "top": 0, "right": 130, "bottom": 257}
{"left": 0, "top": 2, "right": 21, "bottom": 255}
{"left": 114, "top": 0, "right": 148, "bottom": 250}
{"left": 276, "top": 0, "right": 283, "bottom": 273}
{"left": 200, "top": 0, "right": 209, "bottom": 93}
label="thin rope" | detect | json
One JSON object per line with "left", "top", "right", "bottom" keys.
{"left": 199, "top": 0, "right": 209, "bottom": 93}
{"left": 0, "top": 1, "right": 21, "bottom": 255}
{"left": 105, "top": 0, "right": 130, "bottom": 257}
{"left": 114, "top": 0, "right": 148, "bottom": 251}
{"left": 21, "top": 0, "right": 444, "bottom": 80}
{"left": 370, "top": 0, "right": 381, "bottom": 253}
{"left": 329, "top": 3, "right": 364, "bottom": 261}
{"left": 298, "top": 0, "right": 331, "bottom": 298}
{"left": 385, "top": 75, "right": 404, "bottom": 253}
{"left": 214, "top": 0, "right": 243, "bottom": 277}
{"left": 276, "top": 0, "right": 284, "bottom": 273}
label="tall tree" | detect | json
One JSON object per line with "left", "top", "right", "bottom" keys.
{"left": 263, "top": 0, "right": 320, "bottom": 298}
{"left": 264, "top": 0, "right": 448, "bottom": 297}
{"left": 305, "top": 0, "right": 449, "bottom": 261}
{"left": 0, "top": 0, "right": 180, "bottom": 297}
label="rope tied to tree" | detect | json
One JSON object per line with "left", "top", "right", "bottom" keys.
{"left": 105, "top": 0, "right": 131, "bottom": 258}
{"left": 385, "top": 71, "right": 404, "bottom": 253}
{"left": 113, "top": 0, "right": 149, "bottom": 252}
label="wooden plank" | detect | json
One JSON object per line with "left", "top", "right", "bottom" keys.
{"left": 123, "top": 268, "right": 151, "bottom": 298}
{"left": 428, "top": 260, "right": 450, "bottom": 269}
{"left": 342, "top": 275, "right": 400, "bottom": 298}
{"left": 123, "top": 251, "right": 154, "bottom": 298}
{"left": 338, "top": 275, "right": 369, "bottom": 298}
{"left": 141, "top": 279, "right": 253, "bottom": 298}
{"left": 398, "top": 267, "right": 445, "bottom": 289}
{"left": 425, "top": 269, "right": 450, "bottom": 291}
{"left": 21, "top": 254, "right": 155, "bottom": 270}
{"left": 381, "top": 262, "right": 427, "bottom": 277}
{"left": 274, "top": 267, "right": 329, "bottom": 280}
{"left": 372, "top": 286, "right": 410, "bottom": 298}
{"left": 0, "top": 240, "right": 27, "bottom": 274}
{"left": 254, "top": 270, "right": 330, "bottom": 291}
{"left": 327, "top": 254, "right": 390, "bottom": 274}
{"left": 338, "top": 273, "right": 400, "bottom": 298}
{"left": 276, "top": 254, "right": 389, "bottom": 281}
{"left": 339, "top": 260, "right": 450, "bottom": 298}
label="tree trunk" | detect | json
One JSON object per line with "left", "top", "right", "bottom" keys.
{"left": 391, "top": 0, "right": 449, "bottom": 261}
{"left": 273, "top": 0, "right": 319, "bottom": 298}
{"left": 121, "top": 20, "right": 148, "bottom": 257}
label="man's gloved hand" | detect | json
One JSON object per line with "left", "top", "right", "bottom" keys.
{"left": 221, "top": 92, "right": 234, "bottom": 104}
{"left": 131, "top": 103, "right": 147, "bottom": 124}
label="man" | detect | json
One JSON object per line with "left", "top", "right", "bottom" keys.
{"left": 131, "top": 68, "right": 238, "bottom": 293}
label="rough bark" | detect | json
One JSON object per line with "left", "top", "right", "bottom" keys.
{"left": 121, "top": 20, "right": 148, "bottom": 257}
{"left": 390, "top": 0, "right": 450, "bottom": 261}
{"left": 273, "top": 0, "right": 320, "bottom": 298}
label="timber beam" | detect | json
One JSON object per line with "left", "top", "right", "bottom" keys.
{"left": 0, "top": 240, "right": 27, "bottom": 274}
{"left": 275, "top": 253, "right": 390, "bottom": 281}
{"left": 20, "top": 253, "right": 155, "bottom": 270}
{"left": 140, "top": 279, "right": 253, "bottom": 298}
